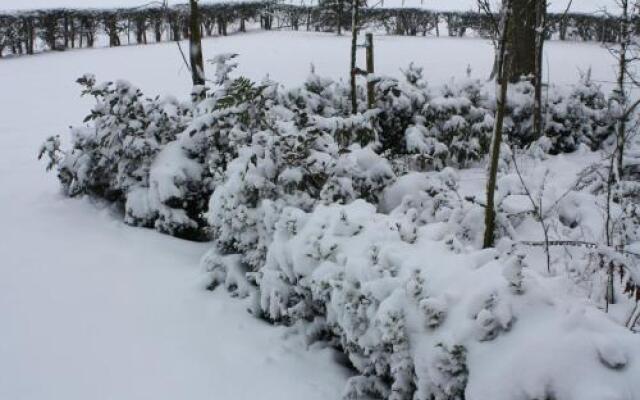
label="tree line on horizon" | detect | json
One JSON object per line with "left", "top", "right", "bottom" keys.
{"left": 0, "top": 0, "right": 633, "bottom": 57}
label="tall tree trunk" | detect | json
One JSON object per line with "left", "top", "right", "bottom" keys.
{"left": 190, "top": 0, "right": 205, "bottom": 86}
{"left": 506, "top": 0, "right": 536, "bottom": 82}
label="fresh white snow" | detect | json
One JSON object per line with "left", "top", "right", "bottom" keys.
{"left": 0, "top": 31, "right": 618, "bottom": 96}
{"left": 0, "top": 31, "right": 376, "bottom": 400}
{"left": 0, "top": 31, "right": 628, "bottom": 399}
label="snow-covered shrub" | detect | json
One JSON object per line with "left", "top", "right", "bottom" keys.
{"left": 38, "top": 135, "right": 62, "bottom": 171}
{"left": 126, "top": 141, "right": 206, "bottom": 238}
{"left": 59, "top": 74, "right": 185, "bottom": 198}
{"left": 505, "top": 77, "right": 614, "bottom": 153}
{"left": 39, "top": 59, "right": 640, "bottom": 400}
{"left": 253, "top": 200, "right": 640, "bottom": 400}
{"left": 281, "top": 69, "right": 344, "bottom": 125}
{"left": 374, "top": 64, "right": 429, "bottom": 156}
{"left": 205, "top": 124, "right": 328, "bottom": 272}
{"left": 43, "top": 62, "right": 617, "bottom": 246}
{"left": 205, "top": 113, "right": 396, "bottom": 276}
{"left": 465, "top": 145, "right": 640, "bottom": 329}
{"left": 420, "top": 78, "right": 493, "bottom": 169}
{"left": 42, "top": 58, "right": 278, "bottom": 239}
{"left": 373, "top": 69, "right": 493, "bottom": 172}
{"left": 145, "top": 72, "right": 275, "bottom": 239}
{"left": 544, "top": 71, "right": 614, "bottom": 153}
{"left": 503, "top": 80, "right": 536, "bottom": 148}
{"left": 322, "top": 145, "right": 396, "bottom": 205}
{"left": 41, "top": 74, "right": 212, "bottom": 238}
{"left": 310, "top": 112, "right": 380, "bottom": 150}
{"left": 374, "top": 72, "right": 612, "bottom": 172}
{"left": 384, "top": 168, "right": 460, "bottom": 223}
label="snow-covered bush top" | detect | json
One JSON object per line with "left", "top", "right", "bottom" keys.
{"left": 236, "top": 199, "right": 640, "bottom": 400}
{"left": 41, "top": 58, "right": 617, "bottom": 242}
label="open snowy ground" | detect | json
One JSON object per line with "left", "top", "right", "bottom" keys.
{"left": 0, "top": 31, "right": 620, "bottom": 399}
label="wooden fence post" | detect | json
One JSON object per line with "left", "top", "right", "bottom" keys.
{"left": 365, "top": 32, "right": 374, "bottom": 109}
{"left": 350, "top": 0, "right": 359, "bottom": 114}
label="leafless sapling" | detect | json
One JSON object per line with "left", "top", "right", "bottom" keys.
{"left": 480, "top": 0, "right": 513, "bottom": 249}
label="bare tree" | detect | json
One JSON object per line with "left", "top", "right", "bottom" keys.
{"left": 596, "top": 0, "right": 640, "bottom": 310}
{"left": 350, "top": 0, "right": 360, "bottom": 114}
{"left": 189, "top": 0, "right": 205, "bottom": 86}
{"left": 511, "top": 152, "right": 552, "bottom": 272}
{"left": 480, "top": 0, "right": 513, "bottom": 249}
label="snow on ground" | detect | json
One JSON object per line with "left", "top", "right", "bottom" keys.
{"left": 0, "top": 0, "right": 616, "bottom": 13}
{"left": 0, "top": 31, "right": 621, "bottom": 399}
{"left": 0, "top": 31, "right": 618, "bottom": 100}
{"left": 0, "top": 202, "right": 348, "bottom": 399}
{"left": 0, "top": 31, "right": 373, "bottom": 400}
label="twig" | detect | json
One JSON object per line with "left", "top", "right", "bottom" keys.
{"left": 518, "top": 240, "right": 599, "bottom": 248}
{"left": 511, "top": 149, "right": 551, "bottom": 273}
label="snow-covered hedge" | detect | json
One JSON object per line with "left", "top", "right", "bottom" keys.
{"left": 201, "top": 147, "right": 640, "bottom": 399}
{"left": 41, "top": 60, "right": 615, "bottom": 242}
{"left": 209, "top": 197, "right": 640, "bottom": 400}
{"left": 40, "top": 59, "right": 640, "bottom": 399}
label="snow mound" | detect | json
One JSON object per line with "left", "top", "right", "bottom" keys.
{"left": 256, "top": 200, "right": 640, "bottom": 399}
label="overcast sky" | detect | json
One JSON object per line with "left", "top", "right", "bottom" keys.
{"left": 0, "top": 0, "right": 617, "bottom": 13}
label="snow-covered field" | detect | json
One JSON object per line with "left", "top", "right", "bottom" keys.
{"left": 0, "top": 31, "right": 628, "bottom": 399}
{"left": 0, "top": 31, "right": 619, "bottom": 99}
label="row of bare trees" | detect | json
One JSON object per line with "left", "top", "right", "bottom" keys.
{"left": 2, "top": 1, "right": 637, "bottom": 58}
{"left": 0, "top": 2, "right": 265, "bottom": 58}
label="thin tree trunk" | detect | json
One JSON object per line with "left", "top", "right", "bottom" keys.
{"left": 155, "top": 20, "right": 163, "bottom": 42}
{"left": 616, "top": 0, "right": 629, "bottom": 176}
{"left": 366, "top": 33, "right": 375, "bottom": 109}
{"left": 483, "top": 0, "right": 512, "bottom": 249}
{"left": 63, "top": 15, "right": 70, "bottom": 49}
{"left": 350, "top": 0, "right": 359, "bottom": 114}
{"left": 533, "top": 0, "right": 546, "bottom": 139}
{"left": 190, "top": 0, "right": 205, "bottom": 86}
{"left": 338, "top": 0, "right": 344, "bottom": 35}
